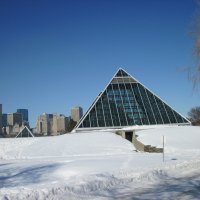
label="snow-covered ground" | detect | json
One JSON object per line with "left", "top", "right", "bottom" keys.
{"left": 0, "top": 127, "right": 200, "bottom": 200}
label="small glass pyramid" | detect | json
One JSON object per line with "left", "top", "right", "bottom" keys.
{"left": 16, "top": 126, "right": 34, "bottom": 137}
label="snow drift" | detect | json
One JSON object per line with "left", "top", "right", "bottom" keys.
{"left": 0, "top": 132, "right": 135, "bottom": 160}
{"left": 0, "top": 126, "right": 200, "bottom": 200}
{"left": 137, "top": 126, "right": 200, "bottom": 153}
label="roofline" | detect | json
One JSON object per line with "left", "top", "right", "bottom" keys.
{"left": 75, "top": 123, "right": 191, "bottom": 132}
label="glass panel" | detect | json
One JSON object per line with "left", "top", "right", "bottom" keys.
{"left": 116, "top": 69, "right": 129, "bottom": 77}
{"left": 132, "top": 83, "right": 149, "bottom": 125}
{"left": 155, "top": 97, "right": 170, "bottom": 124}
{"left": 83, "top": 115, "right": 90, "bottom": 127}
{"left": 111, "top": 84, "right": 128, "bottom": 126}
{"left": 137, "top": 84, "right": 156, "bottom": 125}
{"left": 128, "top": 83, "right": 142, "bottom": 125}
{"left": 101, "top": 90, "right": 113, "bottom": 127}
{"left": 89, "top": 107, "right": 98, "bottom": 127}
{"left": 119, "top": 84, "right": 135, "bottom": 125}
{"left": 163, "top": 103, "right": 177, "bottom": 124}
{"left": 145, "top": 88, "right": 164, "bottom": 124}
{"left": 95, "top": 100, "right": 105, "bottom": 127}
{"left": 173, "top": 111, "right": 188, "bottom": 123}
{"left": 105, "top": 86, "right": 120, "bottom": 126}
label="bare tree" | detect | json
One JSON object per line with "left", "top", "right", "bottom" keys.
{"left": 188, "top": 106, "right": 200, "bottom": 125}
{"left": 190, "top": 1, "right": 200, "bottom": 89}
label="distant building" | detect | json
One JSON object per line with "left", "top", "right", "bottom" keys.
{"left": 7, "top": 113, "right": 23, "bottom": 127}
{"left": 0, "top": 104, "right": 2, "bottom": 134}
{"left": 2, "top": 113, "right": 7, "bottom": 127}
{"left": 1, "top": 109, "right": 27, "bottom": 137}
{"left": 48, "top": 114, "right": 53, "bottom": 133}
{"left": 36, "top": 113, "right": 68, "bottom": 135}
{"left": 17, "top": 109, "right": 28, "bottom": 122}
{"left": 37, "top": 113, "right": 49, "bottom": 135}
{"left": 6, "top": 124, "right": 21, "bottom": 136}
{"left": 57, "top": 115, "right": 69, "bottom": 134}
{"left": 71, "top": 106, "right": 83, "bottom": 122}
{"left": 49, "top": 114, "right": 58, "bottom": 135}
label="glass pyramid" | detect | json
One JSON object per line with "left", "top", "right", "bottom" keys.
{"left": 75, "top": 68, "right": 190, "bottom": 129}
{"left": 16, "top": 126, "right": 34, "bottom": 137}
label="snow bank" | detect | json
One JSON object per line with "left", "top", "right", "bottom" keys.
{"left": 1, "top": 159, "right": 200, "bottom": 200}
{"left": 0, "top": 132, "right": 135, "bottom": 160}
{"left": 1, "top": 127, "right": 200, "bottom": 200}
{"left": 137, "top": 126, "right": 200, "bottom": 153}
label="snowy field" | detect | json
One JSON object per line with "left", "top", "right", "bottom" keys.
{"left": 0, "top": 126, "right": 200, "bottom": 200}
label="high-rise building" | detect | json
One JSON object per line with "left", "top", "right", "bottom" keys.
{"left": 71, "top": 106, "right": 83, "bottom": 122}
{"left": 0, "top": 104, "right": 2, "bottom": 134}
{"left": 2, "top": 113, "right": 7, "bottom": 127}
{"left": 75, "top": 68, "right": 190, "bottom": 131}
{"left": 7, "top": 113, "right": 23, "bottom": 127}
{"left": 49, "top": 114, "right": 58, "bottom": 135}
{"left": 37, "top": 113, "right": 49, "bottom": 135}
{"left": 57, "top": 115, "right": 68, "bottom": 133}
{"left": 37, "top": 113, "right": 68, "bottom": 135}
{"left": 17, "top": 109, "right": 28, "bottom": 122}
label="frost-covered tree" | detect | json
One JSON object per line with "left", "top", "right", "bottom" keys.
{"left": 188, "top": 106, "right": 200, "bottom": 125}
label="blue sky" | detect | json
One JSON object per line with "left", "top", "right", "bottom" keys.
{"left": 0, "top": 0, "right": 199, "bottom": 127}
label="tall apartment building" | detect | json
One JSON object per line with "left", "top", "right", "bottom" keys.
{"left": 37, "top": 113, "right": 49, "bottom": 135}
{"left": 49, "top": 114, "right": 58, "bottom": 135}
{"left": 37, "top": 113, "right": 68, "bottom": 135}
{"left": 71, "top": 106, "right": 83, "bottom": 122}
{"left": 0, "top": 104, "right": 2, "bottom": 134}
{"left": 7, "top": 113, "right": 23, "bottom": 127}
{"left": 57, "top": 115, "right": 68, "bottom": 133}
{"left": 17, "top": 109, "right": 28, "bottom": 122}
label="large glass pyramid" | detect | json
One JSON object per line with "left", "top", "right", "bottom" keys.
{"left": 75, "top": 68, "right": 190, "bottom": 129}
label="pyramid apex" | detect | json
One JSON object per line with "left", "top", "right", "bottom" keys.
{"left": 115, "top": 67, "right": 129, "bottom": 77}
{"left": 117, "top": 66, "right": 125, "bottom": 71}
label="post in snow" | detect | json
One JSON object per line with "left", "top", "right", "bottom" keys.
{"left": 162, "top": 135, "right": 166, "bottom": 162}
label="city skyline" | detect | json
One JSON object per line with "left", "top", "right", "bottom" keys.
{"left": 1, "top": 0, "right": 200, "bottom": 127}
{"left": 0, "top": 105, "right": 81, "bottom": 129}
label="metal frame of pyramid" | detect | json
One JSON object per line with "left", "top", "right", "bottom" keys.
{"left": 75, "top": 68, "right": 190, "bottom": 131}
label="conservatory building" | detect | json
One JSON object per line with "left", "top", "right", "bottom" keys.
{"left": 75, "top": 68, "right": 190, "bottom": 131}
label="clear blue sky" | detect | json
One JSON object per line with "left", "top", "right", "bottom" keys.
{"left": 0, "top": 0, "right": 199, "bottom": 127}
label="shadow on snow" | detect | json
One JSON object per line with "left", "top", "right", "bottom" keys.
{"left": 87, "top": 171, "right": 200, "bottom": 200}
{"left": 0, "top": 163, "right": 62, "bottom": 188}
